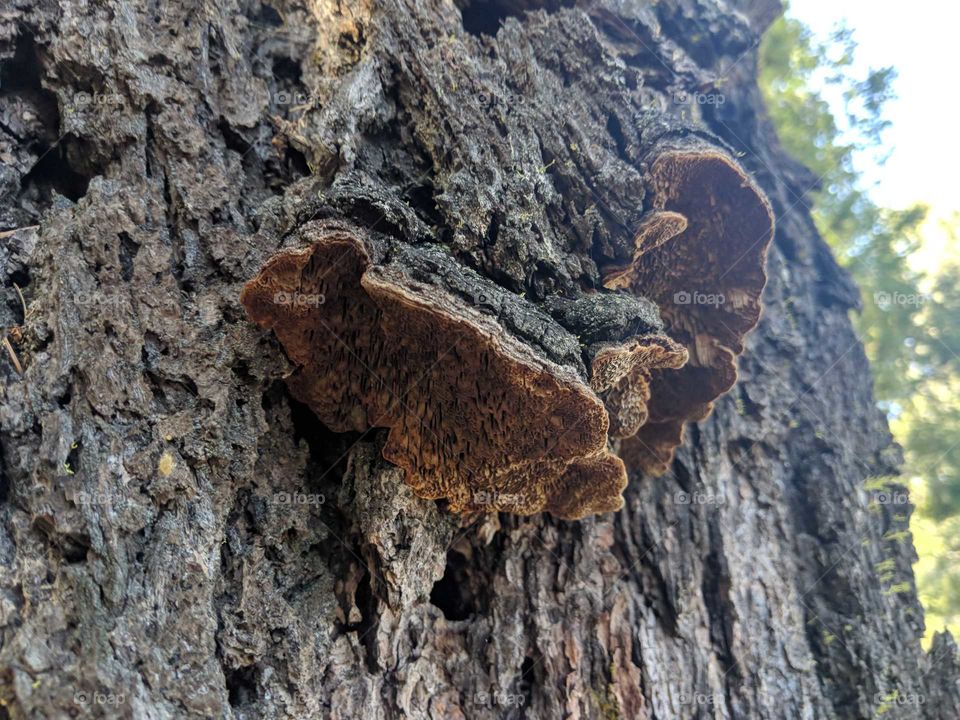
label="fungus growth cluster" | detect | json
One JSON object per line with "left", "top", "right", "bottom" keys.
{"left": 242, "top": 147, "right": 773, "bottom": 518}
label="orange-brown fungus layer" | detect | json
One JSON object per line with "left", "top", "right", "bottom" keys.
{"left": 613, "top": 149, "right": 774, "bottom": 474}
{"left": 544, "top": 453, "right": 628, "bottom": 518}
{"left": 241, "top": 222, "right": 626, "bottom": 519}
{"left": 602, "top": 211, "right": 688, "bottom": 290}
{"left": 589, "top": 335, "right": 689, "bottom": 439}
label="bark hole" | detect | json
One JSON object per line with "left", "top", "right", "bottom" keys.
{"left": 117, "top": 232, "right": 138, "bottom": 282}
{"left": 225, "top": 666, "right": 258, "bottom": 709}
{"left": 702, "top": 524, "right": 737, "bottom": 678}
{"left": 283, "top": 146, "right": 310, "bottom": 180}
{"left": 0, "top": 34, "right": 54, "bottom": 121}
{"left": 1, "top": 36, "right": 100, "bottom": 205}
{"left": 0, "top": 453, "right": 9, "bottom": 505}
{"left": 286, "top": 392, "right": 360, "bottom": 484}
{"left": 218, "top": 119, "right": 253, "bottom": 156}
{"left": 456, "top": 0, "right": 576, "bottom": 37}
{"left": 251, "top": 3, "right": 283, "bottom": 28}
{"left": 430, "top": 549, "right": 487, "bottom": 621}
{"left": 59, "top": 534, "right": 90, "bottom": 565}
{"left": 519, "top": 655, "right": 535, "bottom": 687}
{"left": 64, "top": 441, "right": 80, "bottom": 478}
{"left": 354, "top": 570, "right": 380, "bottom": 673}
{"left": 6, "top": 269, "right": 30, "bottom": 291}
{"left": 271, "top": 56, "right": 302, "bottom": 86}
{"left": 19, "top": 139, "right": 92, "bottom": 203}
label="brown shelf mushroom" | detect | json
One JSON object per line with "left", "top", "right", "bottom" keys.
{"left": 543, "top": 452, "right": 628, "bottom": 519}
{"left": 588, "top": 334, "right": 688, "bottom": 439}
{"left": 601, "top": 211, "right": 688, "bottom": 291}
{"left": 241, "top": 221, "right": 626, "bottom": 519}
{"left": 605, "top": 144, "right": 774, "bottom": 474}
{"left": 542, "top": 292, "right": 688, "bottom": 443}
{"left": 241, "top": 224, "right": 391, "bottom": 433}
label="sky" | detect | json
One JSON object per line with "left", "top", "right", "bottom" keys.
{"left": 787, "top": 2, "right": 959, "bottom": 643}
{"left": 789, "top": 0, "right": 959, "bottom": 227}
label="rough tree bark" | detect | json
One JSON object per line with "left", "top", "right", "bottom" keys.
{"left": 0, "top": 0, "right": 958, "bottom": 718}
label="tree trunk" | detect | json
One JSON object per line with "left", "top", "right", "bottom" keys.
{"left": 0, "top": 0, "right": 957, "bottom": 718}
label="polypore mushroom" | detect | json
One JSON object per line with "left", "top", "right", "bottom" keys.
{"left": 242, "top": 139, "right": 772, "bottom": 513}
{"left": 542, "top": 293, "right": 689, "bottom": 441}
{"left": 601, "top": 211, "right": 688, "bottom": 291}
{"left": 543, "top": 452, "right": 628, "bottom": 519}
{"left": 604, "top": 142, "right": 774, "bottom": 474}
{"left": 589, "top": 335, "right": 688, "bottom": 439}
{"left": 241, "top": 221, "right": 627, "bottom": 519}
{"left": 241, "top": 224, "right": 388, "bottom": 433}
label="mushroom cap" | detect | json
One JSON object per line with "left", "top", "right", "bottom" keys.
{"left": 588, "top": 334, "right": 688, "bottom": 395}
{"left": 612, "top": 147, "right": 774, "bottom": 474}
{"left": 240, "top": 225, "right": 386, "bottom": 432}
{"left": 241, "top": 222, "right": 627, "bottom": 518}
{"left": 545, "top": 290, "right": 690, "bottom": 448}
{"left": 361, "top": 263, "right": 617, "bottom": 516}
{"left": 602, "top": 211, "right": 688, "bottom": 290}
{"left": 544, "top": 452, "right": 628, "bottom": 518}
{"left": 589, "top": 334, "right": 688, "bottom": 439}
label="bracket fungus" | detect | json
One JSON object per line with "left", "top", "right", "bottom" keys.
{"left": 241, "top": 222, "right": 626, "bottom": 519}
{"left": 242, "top": 143, "right": 772, "bottom": 518}
{"left": 589, "top": 335, "right": 689, "bottom": 440}
{"left": 603, "top": 144, "right": 775, "bottom": 474}
{"left": 542, "top": 294, "right": 689, "bottom": 443}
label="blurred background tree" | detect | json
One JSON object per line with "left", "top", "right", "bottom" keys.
{"left": 759, "top": 6, "right": 960, "bottom": 645}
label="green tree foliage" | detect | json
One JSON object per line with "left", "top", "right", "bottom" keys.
{"left": 759, "top": 8, "right": 960, "bottom": 642}
{"left": 901, "top": 227, "right": 960, "bottom": 518}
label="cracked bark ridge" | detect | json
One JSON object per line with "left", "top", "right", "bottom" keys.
{"left": 338, "top": 441, "right": 460, "bottom": 609}
{"left": 609, "top": 143, "right": 775, "bottom": 474}
{"left": 241, "top": 221, "right": 626, "bottom": 519}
